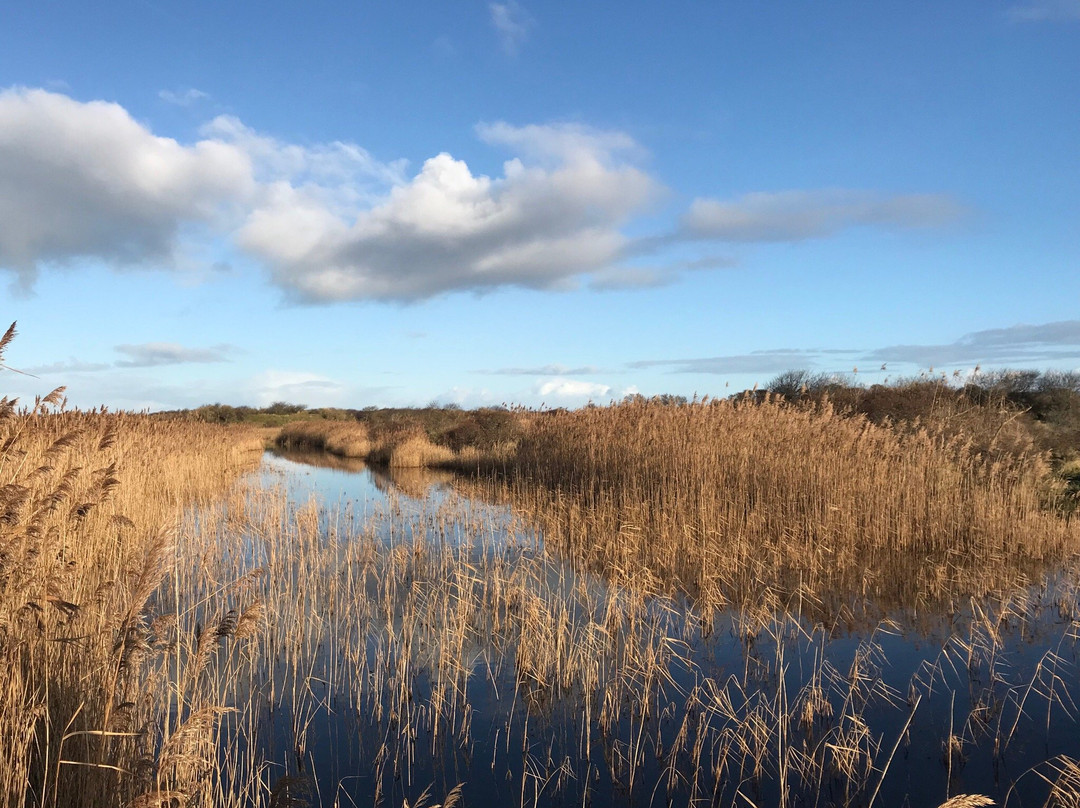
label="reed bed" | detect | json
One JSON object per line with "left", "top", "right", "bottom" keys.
{"left": 7, "top": 405, "right": 1076, "bottom": 804}
{"left": 158, "top": 476, "right": 1080, "bottom": 807}
{"left": 0, "top": 411, "right": 263, "bottom": 806}
{"left": 489, "top": 395, "right": 1080, "bottom": 615}
{"left": 275, "top": 420, "right": 373, "bottom": 459}
{"left": 0, "top": 325, "right": 265, "bottom": 807}
{"left": 276, "top": 420, "right": 516, "bottom": 471}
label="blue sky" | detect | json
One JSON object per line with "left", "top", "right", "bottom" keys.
{"left": 1, "top": 1, "right": 1078, "bottom": 410}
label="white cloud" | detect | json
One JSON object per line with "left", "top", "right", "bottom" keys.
{"left": 0, "top": 90, "right": 658, "bottom": 302}
{"left": 490, "top": 1, "right": 534, "bottom": 54}
{"left": 536, "top": 378, "right": 612, "bottom": 399}
{"left": 432, "top": 386, "right": 502, "bottom": 408}
{"left": 683, "top": 190, "right": 964, "bottom": 242}
{"left": 158, "top": 87, "right": 210, "bottom": 106}
{"left": 476, "top": 121, "right": 643, "bottom": 164}
{"left": 0, "top": 88, "right": 967, "bottom": 307}
{"left": 249, "top": 370, "right": 347, "bottom": 408}
{"left": 239, "top": 122, "right": 658, "bottom": 302}
{"left": 0, "top": 88, "right": 253, "bottom": 289}
{"left": 201, "top": 115, "right": 408, "bottom": 210}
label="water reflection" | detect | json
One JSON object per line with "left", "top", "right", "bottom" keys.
{"left": 213, "top": 449, "right": 1080, "bottom": 808}
{"left": 263, "top": 446, "right": 457, "bottom": 507}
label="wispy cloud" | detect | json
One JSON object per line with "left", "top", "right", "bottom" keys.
{"left": 158, "top": 87, "right": 210, "bottom": 106}
{"left": 20, "top": 343, "right": 236, "bottom": 375}
{"left": 490, "top": 1, "right": 534, "bottom": 55}
{"left": 201, "top": 114, "right": 408, "bottom": 200}
{"left": 1008, "top": 0, "right": 1080, "bottom": 21}
{"left": 487, "top": 363, "right": 600, "bottom": 376}
{"left": 630, "top": 350, "right": 826, "bottom": 375}
{"left": 590, "top": 255, "right": 738, "bottom": 291}
{"left": 682, "top": 190, "right": 964, "bottom": 243}
{"left": 22, "top": 358, "right": 111, "bottom": 375}
{"left": 114, "top": 342, "right": 234, "bottom": 368}
{"left": 589, "top": 266, "right": 674, "bottom": 291}
{"left": 630, "top": 320, "right": 1080, "bottom": 379}
{"left": 248, "top": 370, "right": 346, "bottom": 407}
{"left": 870, "top": 321, "right": 1080, "bottom": 366}
{"left": 432, "top": 35, "right": 456, "bottom": 58}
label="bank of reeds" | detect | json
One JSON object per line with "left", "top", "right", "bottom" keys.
{"left": 492, "top": 395, "right": 1080, "bottom": 614}
{"left": 0, "top": 325, "right": 264, "bottom": 806}
{"left": 275, "top": 419, "right": 373, "bottom": 458}
{"left": 276, "top": 420, "right": 517, "bottom": 471}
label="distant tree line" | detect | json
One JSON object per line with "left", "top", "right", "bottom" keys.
{"left": 763, "top": 368, "right": 1080, "bottom": 460}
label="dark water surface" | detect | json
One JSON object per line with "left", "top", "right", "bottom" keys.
{"left": 237, "top": 449, "right": 1080, "bottom": 808}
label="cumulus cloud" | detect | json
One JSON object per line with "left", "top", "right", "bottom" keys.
{"left": 114, "top": 342, "right": 234, "bottom": 368}
{"left": 239, "top": 122, "right": 658, "bottom": 302}
{"left": 0, "top": 87, "right": 966, "bottom": 305}
{"left": 1009, "top": 0, "right": 1080, "bottom": 20}
{"left": 0, "top": 89, "right": 662, "bottom": 301}
{"left": 0, "top": 88, "right": 253, "bottom": 289}
{"left": 682, "top": 190, "right": 964, "bottom": 242}
{"left": 490, "top": 1, "right": 534, "bottom": 54}
{"left": 158, "top": 87, "right": 209, "bottom": 106}
{"left": 536, "top": 378, "right": 611, "bottom": 399}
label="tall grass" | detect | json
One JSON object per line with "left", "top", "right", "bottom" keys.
{"left": 154, "top": 474, "right": 1080, "bottom": 807}
{"left": 494, "top": 395, "right": 1079, "bottom": 613}
{"left": 276, "top": 419, "right": 373, "bottom": 458}
{"left": 276, "top": 420, "right": 517, "bottom": 470}
{"left": 0, "top": 325, "right": 264, "bottom": 806}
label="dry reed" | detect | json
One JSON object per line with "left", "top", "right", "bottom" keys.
{"left": 0, "top": 324, "right": 264, "bottom": 807}
{"left": 490, "top": 395, "right": 1079, "bottom": 614}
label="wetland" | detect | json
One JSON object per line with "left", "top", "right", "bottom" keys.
{"left": 4, "top": 374, "right": 1080, "bottom": 808}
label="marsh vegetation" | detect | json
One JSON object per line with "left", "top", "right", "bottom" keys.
{"left": 4, "top": 320, "right": 1080, "bottom": 807}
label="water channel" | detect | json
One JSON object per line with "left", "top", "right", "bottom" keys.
{"left": 204, "top": 448, "right": 1080, "bottom": 807}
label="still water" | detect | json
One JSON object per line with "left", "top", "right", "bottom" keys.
{"left": 229, "top": 449, "right": 1080, "bottom": 807}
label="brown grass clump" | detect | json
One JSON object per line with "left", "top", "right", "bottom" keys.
{"left": 383, "top": 432, "right": 457, "bottom": 468}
